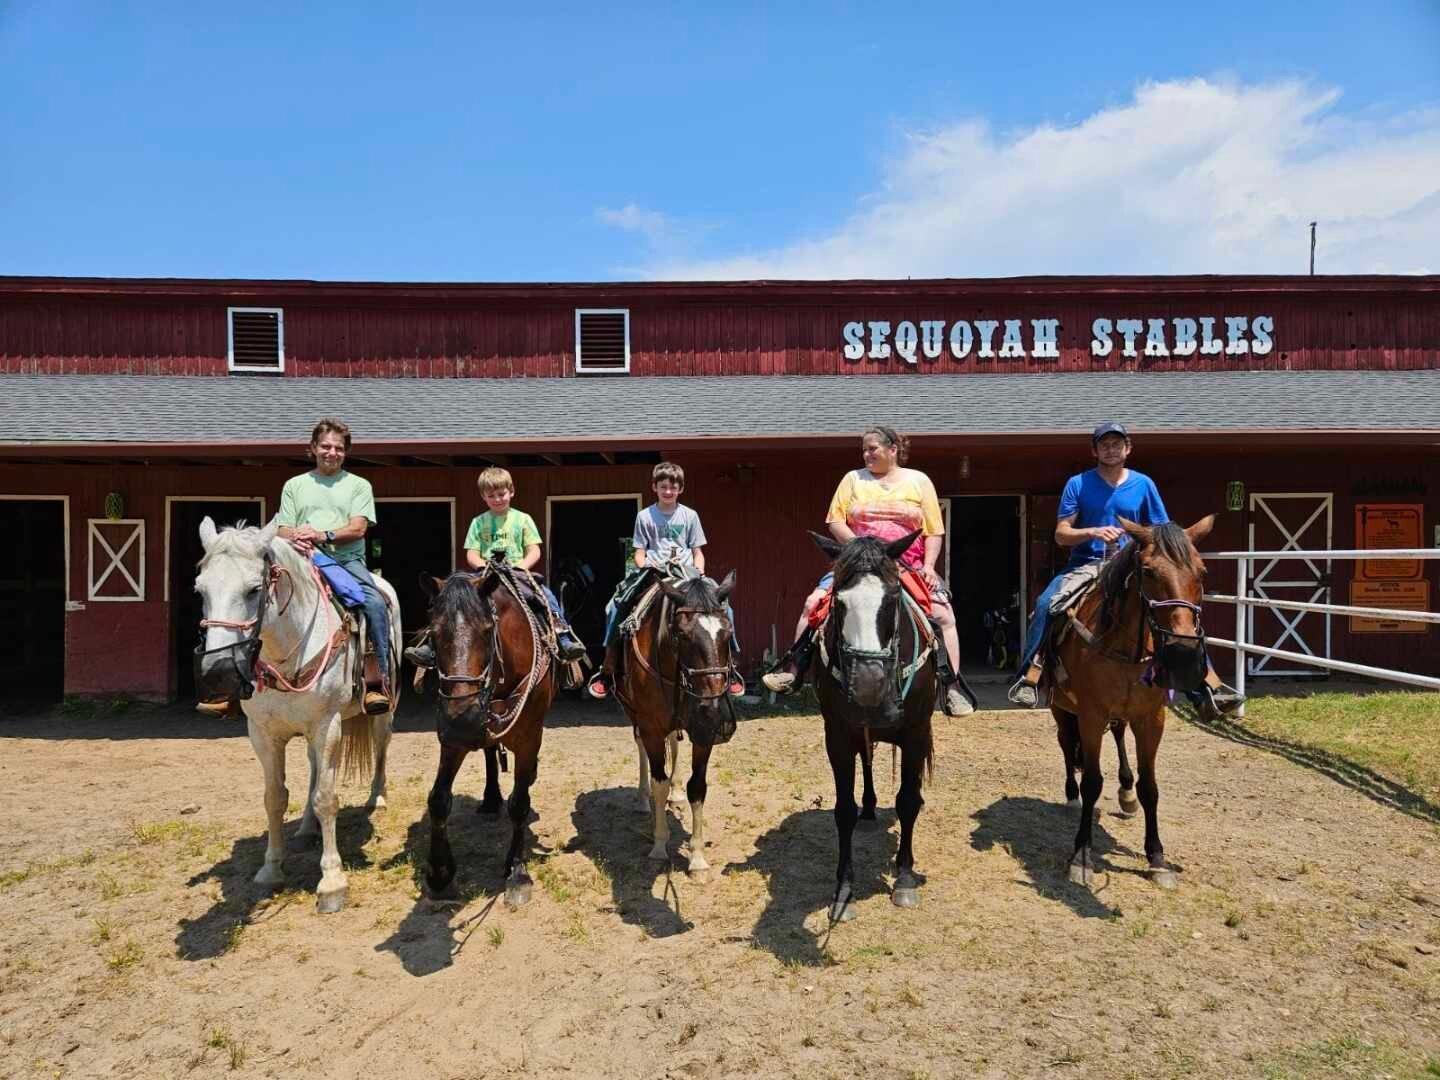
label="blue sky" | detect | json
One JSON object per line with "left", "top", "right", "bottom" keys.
{"left": 2, "top": 2, "right": 1438, "bottom": 280}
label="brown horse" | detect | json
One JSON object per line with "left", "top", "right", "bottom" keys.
{"left": 420, "top": 566, "right": 558, "bottom": 907}
{"left": 612, "top": 568, "right": 738, "bottom": 879}
{"left": 1050, "top": 515, "right": 1214, "bottom": 890}
{"left": 812, "top": 530, "right": 937, "bottom": 921}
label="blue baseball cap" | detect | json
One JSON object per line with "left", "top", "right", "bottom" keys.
{"left": 1092, "top": 421, "right": 1130, "bottom": 444}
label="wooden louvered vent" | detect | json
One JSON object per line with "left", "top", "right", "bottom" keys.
{"left": 227, "top": 307, "right": 284, "bottom": 372}
{"left": 575, "top": 308, "right": 630, "bottom": 373}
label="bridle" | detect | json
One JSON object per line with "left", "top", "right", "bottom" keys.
{"left": 1077, "top": 548, "right": 1207, "bottom": 674}
{"left": 825, "top": 583, "right": 902, "bottom": 706}
{"left": 620, "top": 588, "right": 741, "bottom": 737}
{"left": 434, "top": 596, "right": 502, "bottom": 708}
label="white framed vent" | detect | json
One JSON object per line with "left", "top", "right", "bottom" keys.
{"left": 227, "top": 307, "right": 285, "bottom": 373}
{"left": 575, "top": 308, "right": 630, "bottom": 374}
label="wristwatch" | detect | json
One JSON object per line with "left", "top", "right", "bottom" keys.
{"left": 324, "top": 530, "right": 336, "bottom": 544}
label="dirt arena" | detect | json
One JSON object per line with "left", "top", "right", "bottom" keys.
{"left": 2, "top": 692, "right": 1438, "bottom": 1079}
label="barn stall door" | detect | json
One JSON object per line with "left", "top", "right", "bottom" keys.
{"left": 1247, "top": 492, "right": 1333, "bottom": 677}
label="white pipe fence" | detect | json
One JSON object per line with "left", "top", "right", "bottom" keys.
{"left": 1200, "top": 549, "right": 1440, "bottom": 713}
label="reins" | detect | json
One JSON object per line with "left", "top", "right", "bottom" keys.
{"left": 1066, "top": 548, "right": 1206, "bottom": 673}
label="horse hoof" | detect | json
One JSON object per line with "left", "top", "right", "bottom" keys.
{"left": 892, "top": 886, "right": 921, "bottom": 909}
{"left": 856, "top": 815, "right": 880, "bottom": 832}
{"left": 315, "top": 886, "right": 347, "bottom": 914}
{"left": 1067, "top": 860, "right": 1094, "bottom": 888}
{"left": 1149, "top": 867, "right": 1178, "bottom": 890}
{"left": 425, "top": 869, "right": 457, "bottom": 898}
{"left": 688, "top": 865, "right": 712, "bottom": 884}
{"left": 477, "top": 800, "right": 504, "bottom": 817}
{"left": 253, "top": 865, "right": 284, "bottom": 888}
{"left": 1065, "top": 798, "right": 1081, "bottom": 810}
{"left": 505, "top": 879, "right": 533, "bottom": 909}
{"left": 1118, "top": 792, "right": 1140, "bottom": 816}
{"left": 829, "top": 899, "right": 858, "bottom": 923}
{"left": 368, "top": 795, "right": 388, "bottom": 812}
{"left": 647, "top": 845, "right": 670, "bottom": 862}
{"left": 634, "top": 796, "right": 653, "bottom": 814}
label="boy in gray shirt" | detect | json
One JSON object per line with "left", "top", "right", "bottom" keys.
{"left": 587, "top": 462, "right": 741, "bottom": 699}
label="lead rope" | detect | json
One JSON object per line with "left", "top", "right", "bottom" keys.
{"left": 477, "top": 565, "right": 552, "bottom": 742}
{"left": 256, "top": 559, "right": 345, "bottom": 694}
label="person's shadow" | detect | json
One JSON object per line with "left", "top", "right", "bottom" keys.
{"left": 176, "top": 805, "right": 379, "bottom": 960}
{"left": 570, "top": 787, "right": 696, "bottom": 939}
{"left": 726, "top": 806, "right": 901, "bottom": 967}
{"left": 969, "top": 794, "right": 1139, "bottom": 919}
{"left": 373, "top": 793, "right": 544, "bottom": 976}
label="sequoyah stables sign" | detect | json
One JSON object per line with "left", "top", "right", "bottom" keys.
{"left": 841, "top": 314, "right": 1276, "bottom": 363}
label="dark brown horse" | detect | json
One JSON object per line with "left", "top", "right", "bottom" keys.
{"left": 420, "top": 566, "right": 558, "bottom": 907}
{"left": 812, "top": 530, "right": 937, "bottom": 921}
{"left": 1051, "top": 515, "right": 1214, "bottom": 890}
{"left": 612, "top": 569, "right": 738, "bottom": 879}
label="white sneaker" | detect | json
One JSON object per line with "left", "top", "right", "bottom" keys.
{"left": 944, "top": 686, "right": 975, "bottom": 716}
{"left": 761, "top": 671, "right": 796, "bottom": 694}
{"left": 1007, "top": 679, "right": 1039, "bottom": 708}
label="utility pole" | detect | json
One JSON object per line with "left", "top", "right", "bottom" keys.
{"left": 1309, "top": 221, "right": 1317, "bottom": 275}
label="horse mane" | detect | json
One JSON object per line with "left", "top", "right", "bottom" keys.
{"left": 1097, "top": 522, "right": 1194, "bottom": 630}
{"left": 433, "top": 570, "right": 492, "bottom": 628}
{"left": 667, "top": 573, "right": 726, "bottom": 611}
{"left": 831, "top": 535, "right": 900, "bottom": 591}
{"left": 198, "top": 521, "right": 269, "bottom": 568}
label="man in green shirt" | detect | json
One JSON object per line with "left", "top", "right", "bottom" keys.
{"left": 276, "top": 418, "right": 392, "bottom": 714}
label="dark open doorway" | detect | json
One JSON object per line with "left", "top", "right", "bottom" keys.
{"left": 0, "top": 498, "right": 67, "bottom": 712}
{"left": 169, "top": 498, "right": 264, "bottom": 701}
{"left": 546, "top": 495, "right": 642, "bottom": 668}
{"left": 368, "top": 499, "right": 456, "bottom": 687}
{"left": 948, "top": 495, "right": 1023, "bottom": 682}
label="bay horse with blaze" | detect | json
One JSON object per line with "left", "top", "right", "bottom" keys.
{"left": 1051, "top": 515, "right": 1214, "bottom": 890}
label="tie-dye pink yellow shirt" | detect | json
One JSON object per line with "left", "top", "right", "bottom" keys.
{"left": 825, "top": 468, "right": 945, "bottom": 569}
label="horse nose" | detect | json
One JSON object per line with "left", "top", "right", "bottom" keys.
{"left": 1161, "top": 643, "right": 1207, "bottom": 691}
{"left": 849, "top": 663, "right": 889, "bottom": 707}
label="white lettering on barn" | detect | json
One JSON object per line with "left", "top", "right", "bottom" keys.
{"left": 839, "top": 315, "right": 1275, "bottom": 365}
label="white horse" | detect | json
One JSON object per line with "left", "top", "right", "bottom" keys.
{"left": 194, "top": 517, "right": 399, "bottom": 913}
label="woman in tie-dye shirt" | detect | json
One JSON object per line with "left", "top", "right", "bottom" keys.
{"left": 763, "top": 425, "right": 972, "bottom": 717}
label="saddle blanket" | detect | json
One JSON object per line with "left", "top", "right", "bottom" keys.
{"left": 1047, "top": 562, "right": 1102, "bottom": 617}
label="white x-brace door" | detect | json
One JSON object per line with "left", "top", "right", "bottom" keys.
{"left": 1247, "top": 492, "right": 1333, "bottom": 676}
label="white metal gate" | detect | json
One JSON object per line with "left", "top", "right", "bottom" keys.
{"left": 1247, "top": 492, "right": 1333, "bottom": 676}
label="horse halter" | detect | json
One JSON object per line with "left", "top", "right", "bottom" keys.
{"left": 195, "top": 553, "right": 278, "bottom": 698}
{"left": 1133, "top": 559, "right": 1207, "bottom": 681}
{"left": 827, "top": 582, "right": 902, "bottom": 706}
{"left": 433, "top": 598, "right": 503, "bottom": 707}
{"left": 668, "top": 605, "right": 740, "bottom": 705}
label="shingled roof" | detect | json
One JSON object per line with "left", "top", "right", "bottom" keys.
{"left": 3, "top": 370, "right": 1438, "bottom": 453}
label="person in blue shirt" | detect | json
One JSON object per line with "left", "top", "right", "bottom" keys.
{"left": 1007, "top": 421, "right": 1243, "bottom": 717}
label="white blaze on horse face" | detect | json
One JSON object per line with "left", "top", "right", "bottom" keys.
{"left": 696, "top": 614, "right": 725, "bottom": 648}
{"left": 837, "top": 576, "right": 886, "bottom": 651}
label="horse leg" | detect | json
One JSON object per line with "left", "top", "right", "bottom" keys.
{"left": 892, "top": 727, "right": 927, "bottom": 909}
{"left": 1133, "top": 711, "right": 1177, "bottom": 889}
{"left": 478, "top": 746, "right": 504, "bottom": 815}
{"left": 633, "top": 732, "right": 652, "bottom": 813}
{"left": 1068, "top": 711, "right": 1106, "bottom": 889}
{"left": 666, "top": 730, "right": 686, "bottom": 810}
{"left": 857, "top": 735, "right": 879, "bottom": 830}
{"left": 311, "top": 716, "right": 348, "bottom": 914}
{"left": 1053, "top": 707, "right": 1081, "bottom": 807}
{"left": 685, "top": 742, "right": 714, "bottom": 880}
{"left": 367, "top": 712, "right": 392, "bottom": 811}
{"left": 296, "top": 738, "right": 320, "bottom": 839}
{"left": 425, "top": 743, "right": 470, "bottom": 897}
{"left": 826, "top": 724, "right": 859, "bottom": 922}
{"left": 246, "top": 722, "right": 288, "bottom": 888}
{"left": 503, "top": 745, "right": 538, "bottom": 908}
{"left": 1113, "top": 720, "right": 1139, "bottom": 817}
{"left": 644, "top": 732, "right": 674, "bottom": 862}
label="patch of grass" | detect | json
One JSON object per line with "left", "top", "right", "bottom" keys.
{"left": 898, "top": 983, "right": 922, "bottom": 1008}
{"left": 222, "top": 920, "right": 247, "bottom": 954}
{"left": 1224, "top": 909, "right": 1244, "bottom": 929}
{"left": 205, "top": 1028, "right": 247, "bottom": 1071}
{"left": 1235, "top": 691, "right": 1440, "bottom": 804}
{"left": 534, "top": 858, "right": 573, "bottom": 904}
{"left": 103, "top": 940, "right": 144, "bottom": 972}
{"left": 562, "top": 910, "right": 591, "bottom": 945}
{"left": 1259, "top": 1031, "right": 1431, "bottom": 1079}
{"left": 59, "top": 695, "right": 96, "bottom": 717}
{"left": 1, "top": 849, "right": 98, "bottom": 891}
{"left": 487, "top": 926, "right": 504, "bottom": 948}
{"left": 91, "top": 918, "right": 115, "bottom": 944}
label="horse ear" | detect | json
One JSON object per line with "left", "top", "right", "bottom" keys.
{"left": 1185, "top": 514, "right": 1216, "bottom": 544}
{"left": 419, "top": 573, "right": 444, "bottom": 600}
{"left": 715, "top": 569, "right": 736, "bottom": 603}
{"left": 198, "top": 516, "right": 218, "bottom": 550}
{"left": 258, "top": 515, "right": 280, "bottom": 547}
{"left": 810, "top": 531, "right": 843, "bottom": 558}
{"left": 884, "top": 529, "right": 923, "bottom": 561}
{"left": 1117, "top": 517, "right": 1151, "bottom": 544}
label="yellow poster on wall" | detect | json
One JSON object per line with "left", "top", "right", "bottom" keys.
{"left": 1349, "top": 580, "right": 1430, "bottom": 633}
{"left": 1355, "top": 504, "right": 1423, "bottom": 580}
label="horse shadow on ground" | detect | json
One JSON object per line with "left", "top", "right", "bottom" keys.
{"left": 969, "top": 794, "right": 1142, "bottom": 920}
{"left": 725, "top": 806, "right": 901, "bottom": 967}
{"left": 373, "top": 792, "right": 548, "bottom": 978}
{"left": 1186, "top": 713, "right": 1440, "bottom": 826}
{"left": 176, "top": 804, "right": 379, "bottom": 960}
{"left": 571, "top": 786, "right": 699, "bottom": 940}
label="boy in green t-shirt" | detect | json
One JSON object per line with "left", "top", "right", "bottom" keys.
{"left": 405, "top": 467, "right": 586, "bottom": 666}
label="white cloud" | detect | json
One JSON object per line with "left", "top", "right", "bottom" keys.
{"left": 635, "top": 79, "right": 1440, "bottom": 279}
{"left": 595, "top": 203, "right": 676, "bottom": 246}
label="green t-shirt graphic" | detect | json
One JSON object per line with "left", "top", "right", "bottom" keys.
{"left": 464, "top": 510, "right": 541, "bottom": 566}
{"left": 277, "top": 469, "right": 376, "bottom": 562}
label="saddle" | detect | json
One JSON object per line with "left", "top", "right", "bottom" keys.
{"left": 1038, "top": 563, "right": 1104, "bottom": 699}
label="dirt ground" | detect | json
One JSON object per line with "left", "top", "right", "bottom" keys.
{"left": 2, "top": 690, "right": 1438, "bottom": 1080}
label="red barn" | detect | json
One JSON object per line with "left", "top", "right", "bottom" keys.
{"left": 2, "top": 273, "right": 1437, "bottom": 704}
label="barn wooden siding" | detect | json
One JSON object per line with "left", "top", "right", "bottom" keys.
{"left": 3, "top": 442, "right": 1435, "bottom": 699}
{"left": 3, "top": 277, "right": 1438, "bottom": 378}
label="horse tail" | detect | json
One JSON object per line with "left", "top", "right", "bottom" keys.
{"left": 923, "top": 720, "right": 935, "bottom": 785}
{"left": 340, "top": 713, "right": 375, "bottom": 785}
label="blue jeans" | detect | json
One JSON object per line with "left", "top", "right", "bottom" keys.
{"left": 540, "top": 584, "right": 570, "bottom": 631}
{"left": 1019, "top": 571, "right": 1068, "bottom": 673}
{"left": 337, "top": 559, "right": 392, "bottom": 674}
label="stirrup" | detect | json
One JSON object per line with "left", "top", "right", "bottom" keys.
{"left": 1007, "top": 677, "right": 1039, "bottom": 708}
{"left": 586, "top": 672, "right": 611, "bottom": 700}
{"left": 761, "top": 669, "right": 797, "bottom": 694}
